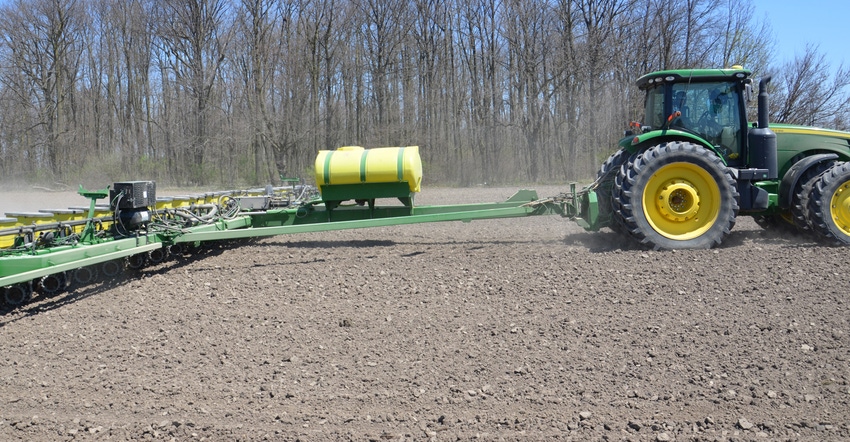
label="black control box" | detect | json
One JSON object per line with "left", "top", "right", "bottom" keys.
{"left": 110, "top": 181, "right": 156, "bottom": 210}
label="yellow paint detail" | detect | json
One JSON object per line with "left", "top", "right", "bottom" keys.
{"left": 771, "top": 126, "right": 850, "bottom": 139}
{"left": 829, "top": 180, "right": 850, "bottom": 236}
{"left": 643, "top": 162, "right": 720, "bottom": 240}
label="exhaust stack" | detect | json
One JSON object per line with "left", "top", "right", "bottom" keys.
{"left": 748, "top": 76, "right": 777, "bottom": 179}
{"left": 757, "top": 76, "right": 772, "bottom": 129}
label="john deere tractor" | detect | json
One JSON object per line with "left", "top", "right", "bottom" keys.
{"left": 592, "top": 66, "right": 850, "bottom": 249}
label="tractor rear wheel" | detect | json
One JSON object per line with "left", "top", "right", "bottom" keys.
{"left": 793, "top": 159, "right": 837, "bottom": 231}
{"left": 806, "top": 161, "right": 850, "bottom": 245}
{"left": 596, "top": 149, "right": 629, "bottom": 180}
{"left": 595, "top": 149, "right": 629, "bottom": 233}
{"left": 754, "top": 159, "right": 836, "bottom": 234}
{"left": 613, "top": 141, "right": 739, "bottom": 250}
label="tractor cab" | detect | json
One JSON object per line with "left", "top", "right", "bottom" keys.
{"left": 634, "top": 67, "right": 753, "bottom": 167}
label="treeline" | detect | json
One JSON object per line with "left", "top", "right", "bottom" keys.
{"left": 0, "top": 0, "right": 847, "bottom": 188}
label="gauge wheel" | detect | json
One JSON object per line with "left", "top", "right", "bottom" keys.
{"left": 126, "top": 253, "right": 147, "bottom": 270}
{"left": 147, "top": 246, "right": 170, "bottom": 264}
{"left": 101, "top": 259, "right": 125, "bottom": 278}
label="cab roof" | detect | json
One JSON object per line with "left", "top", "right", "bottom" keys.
{"left": 636, "top": 67, "right": 753, "bottom": 90}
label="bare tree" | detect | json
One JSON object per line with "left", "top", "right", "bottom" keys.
{"left": 81, "top": 0, "right": 157, "bottom": 180}
{"left": 455, "top": 0, "right": 503, "bottom": 184}
{"left": 410, "top": 0, "right": 452, "bottom": 180}
{"left": 234, "top": 0, "right": 286, "bottom": 184}
{"left": 771, "top": 44, "right": 850, "bottom": 129}
{"left": 0, "top": 0, "right": 85, "bottom": 181}
{"left": 0, "top": 0, "right": 837, "bottom": 188}
{"left": 718, "top": 0, "right": 772, "bottom": 70}
{"left": 504, "top": 0, "right": 554, "bottom": 181}
{"left": 353, "top": 0, "right": 408, "bottom": 142}
{"left": 154, "top": 0, "right": 231, "bottom": 185}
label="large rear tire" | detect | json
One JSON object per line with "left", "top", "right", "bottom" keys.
{"left": 793, "top": 159, "right": 837, "bottom": 231}
{"left": 595, "top": 149, "right": 629, "bottom": 232}
{"left": 755, "top": 158, "right": 837, "bottom": 234}
{"left": 806, "top": 161, "right": 850, "bottom": 245}
{"left": 613, "top": 142, "right": 739, "bottom": 250}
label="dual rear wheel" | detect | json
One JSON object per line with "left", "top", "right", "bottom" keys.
{"left": 751, "top": 160, "right": 850, "bottom": 244}
{"left": 804, "top": 162, "right": 850, "bottom": 244}
{"left": 604, "top": 141, "right": 739, "bottom": 250}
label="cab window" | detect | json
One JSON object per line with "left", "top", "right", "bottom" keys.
{"left": 670, "top": 82, "right": 741, "bottom": 159}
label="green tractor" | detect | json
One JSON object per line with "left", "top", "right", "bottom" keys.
{"left": 591, "top": 66, "right": 850, "bottom": 249}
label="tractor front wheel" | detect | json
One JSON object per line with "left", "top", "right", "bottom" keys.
{"left": 806, "top": 161, "right": 850, "bottom": 245}
{"left": 613, "top": 142, "right": 739, "bottom": 250}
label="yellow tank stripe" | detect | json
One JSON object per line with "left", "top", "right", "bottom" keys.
{"left": 360, "top": 149, "right": 369, "bottom": 182}
{"left": 397, "top": 147, "right": 405, "bottom": 181}
{"left": 322, "top": 151, "right": 332, "bottom": 185}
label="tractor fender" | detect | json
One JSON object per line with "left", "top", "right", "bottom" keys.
{"left": 621, "top": 129, "right": 727, "bottom": 164}
{"left": 779, "top": 153, "right": 840, "bottom": 208}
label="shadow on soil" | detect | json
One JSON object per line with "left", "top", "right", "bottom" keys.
{"left": 2, "top": 227, "right": 830, "bottom": 320}
{"left": 0, "top": 244, "right": 234, "bottom": 321}
{"left": 274, "top": 239, "right": 398, "bottom": 249}
{"left": 260, "top": 238, "right": 566, "bottom": 249}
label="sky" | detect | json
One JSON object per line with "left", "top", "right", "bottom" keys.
{"left": 750, "top": 0, "right": 849, "bottom": 67}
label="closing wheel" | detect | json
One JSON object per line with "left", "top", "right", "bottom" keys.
{"left": 39, "top": 272, "right": 67, "bottom": 296}
{"left": 614, "top": 142, "right": 739, "bottom": 250}
{"left": 126, "top": 253, "right": 147, "bottom": 270}
{"left": 73, "top": 266, "right": 98, "bottom": 285}
{"left": 4, "top": 283, "right": 33, "bottom": 306}
{"left": 147, "top": 246, "right": 169, "bottom": 264}
{"left": 101, "top": 259, "right": 124, "bottom": 278}
{"left": 807, "top": 162, "right": 850, "bottom": 244}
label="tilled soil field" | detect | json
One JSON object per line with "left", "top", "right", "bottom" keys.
{"left": 1, "top": 186, "right": 849, "bottom": 441}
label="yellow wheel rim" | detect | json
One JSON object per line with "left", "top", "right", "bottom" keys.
{"left": 829, "top": 180, "right": 850, "bottom": 236}
{"left": 642, "top": 162, "right": 720, "bottom": 240}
